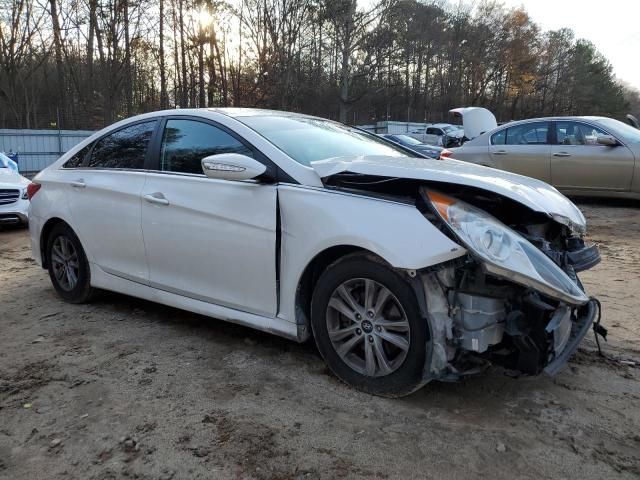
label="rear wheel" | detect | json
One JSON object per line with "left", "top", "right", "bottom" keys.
{"left": 46, "top": 223, "right": 94, "bottom": 303}
{"left": 311, "top": 253, "right": 428, "bottom": 397}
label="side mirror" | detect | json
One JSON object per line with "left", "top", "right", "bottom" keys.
{"left": 596, "top": 135, "right": 618, "bottom": 146}
{"left": 201, "top": 153, "right": 266, "bottom": 181}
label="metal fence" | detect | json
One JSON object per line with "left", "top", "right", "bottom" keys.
{"left": 357, "top": 121, "right": 434, "bottom": 134}
{"left": 0, "top": 129, "right": 94, "bottom": 175}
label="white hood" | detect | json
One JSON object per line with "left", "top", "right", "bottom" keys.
{"left": 0, "top": 168, "right": 29, "bottom": 189}
{"left": 311, "top": 155, "right": 586, "bottom": 234}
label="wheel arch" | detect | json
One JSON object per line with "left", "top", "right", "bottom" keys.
{"left": 295, "top": 245, "right": 381, "bottom": 335}
{"left": 40, "top": 217, "right": 73, "bottom": 268}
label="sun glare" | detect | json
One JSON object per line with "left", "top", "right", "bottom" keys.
{"left": 196, "top": 7, "right": 213, "bottom": 28}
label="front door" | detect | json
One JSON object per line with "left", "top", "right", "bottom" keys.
{"left": 141, "top": 118, "right": 278, "bottom": 317}
{"left": 550, "top": 121, "right": 635, "bottom": 191}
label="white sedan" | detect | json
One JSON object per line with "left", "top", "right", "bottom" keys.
{"left": 28, "top": 109, "right": 601, "bottom": 396}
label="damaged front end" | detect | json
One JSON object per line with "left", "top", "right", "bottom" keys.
{"left": 417, "top": 187, "right": 600, "bottom": 380}
{"left": 420, "top": 261, "right": 598, "bottom": 380}
{"left": 322, "top": 168, "right": 602, "bottom": 379}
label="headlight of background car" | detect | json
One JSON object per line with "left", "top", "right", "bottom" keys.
{"left": 424, "top": 189, "right": 588, "bottom": 305}
{"left": 22, "top": 188, "right": 29, "bottom": 200}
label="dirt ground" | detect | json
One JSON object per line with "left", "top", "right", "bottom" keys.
{"left": 1, "top": 200, "right": 639, "bottom": 480}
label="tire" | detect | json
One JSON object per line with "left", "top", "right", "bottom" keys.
{"left": 46, "top": 223, "right": 94, "bottom": 303}
{"left": 311, "top": 253, "right": 428, "bottom": 397}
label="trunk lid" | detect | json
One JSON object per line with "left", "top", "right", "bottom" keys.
{"left": 449, "top": 107, "right": 498, "bottom": 140}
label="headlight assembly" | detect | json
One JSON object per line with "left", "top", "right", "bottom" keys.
{"left": 424, "top": 189, "right": 588, "bottom": 305}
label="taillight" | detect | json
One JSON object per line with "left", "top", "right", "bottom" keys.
{"left": 26, "top": 182, "right": 41, "bottom": 200}
{"left": 439, "top": 149, "right": 453, "bottom": 160}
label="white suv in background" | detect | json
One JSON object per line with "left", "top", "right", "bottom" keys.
{"left": 0, "top": 152, "right": 30, "bottom": 226}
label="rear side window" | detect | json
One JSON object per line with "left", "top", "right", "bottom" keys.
{"left": 63, "top": 144, "right": 91, "bottom": 168}
{"left": 160, "top": 119, "right": 254, "bottom": 175}
{"left": 87, "top": 121, "right": 156, "bottom": 169}
{"left": 504, "top": 122, "right": 549, "bottom": 145}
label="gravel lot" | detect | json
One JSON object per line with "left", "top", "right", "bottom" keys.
{"left": 1, "top": 200, "right": 639, "bottom": 480}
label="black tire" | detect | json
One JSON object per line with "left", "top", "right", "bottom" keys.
{"left": 46, "top": 223, "right": 94, "bottom": 303}
{"left": 311, "top": 253, "right": 429, "bottom": 397}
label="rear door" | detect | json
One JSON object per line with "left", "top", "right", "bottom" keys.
{"left": 140, "top": 117, "right": 278, "bottom": 317}
{"left": 66, "top": 120, "right": 157, "bottom": 283}
{"left": 550, "top": 121, "right": 634, "bottom": 191}
{"left": 488, "top": 121, "right": 551, "bottom": 182}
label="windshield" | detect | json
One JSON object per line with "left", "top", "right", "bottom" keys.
{"left": 394, "top": 135, "right": 422, "bottom": 145}
{"left": 239, "top": 115, "right": 408, "bottom": 166}
{"left": 0, "top": 152, "right": 18, "bottom": 171}
{"left": 441, "top": 126, "right": 455, "bottom": 133}
{"left": 593, "top": 118, "right": 640, "bottom": 144}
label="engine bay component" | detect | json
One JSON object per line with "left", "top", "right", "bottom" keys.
{"left": 450, "top": 292, "right": 505, "bottom": 353}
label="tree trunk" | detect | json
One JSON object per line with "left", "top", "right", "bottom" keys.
{"left": 49, "top": 0, "right": 65, "bottom": 127}
{"left": 159, "top": 0, "right": 168, "bottom": 108}
{"left": 179, "top": 0, "right": 188, "bottom": 107}
{"left": 338, "top": 0, "right": 356, "bottom": 124}
{"left": 124, "top": 0, "right": 132, "bottom": 116}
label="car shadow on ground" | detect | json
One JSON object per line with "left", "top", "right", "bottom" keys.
{"left": 87, "top": 288, "right": 575, "bottom": 408}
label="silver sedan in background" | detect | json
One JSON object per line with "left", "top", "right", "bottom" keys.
{"left": 449, "top": 116, "right": 640, "bottom": 199}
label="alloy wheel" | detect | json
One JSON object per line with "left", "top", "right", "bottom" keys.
{"left": 50, "top": 235, "right": 80, "bottom": 291}
{"left": 326, "top": 278, "right": 411, "bottom": 377}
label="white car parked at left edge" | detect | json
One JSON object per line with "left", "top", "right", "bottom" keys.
{"left": 28, "top": 109, "right": 602, "bottom": 397}
{"left": 0, "top": 152, "right": 30, "bottom": 225}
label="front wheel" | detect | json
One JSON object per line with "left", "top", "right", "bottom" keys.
{"left": 46, "top": 223, "right": 94, "bottom": 303}
{"left": 311, "top": 253, "right": 428, "bottom": 397}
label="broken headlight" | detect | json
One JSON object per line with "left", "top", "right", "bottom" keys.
{"left": 425, "top": 189, "right": 589, "bottom": 305}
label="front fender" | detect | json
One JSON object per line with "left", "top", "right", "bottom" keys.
{"left": 277, "top": 185, "right": 466, "bottom": 324}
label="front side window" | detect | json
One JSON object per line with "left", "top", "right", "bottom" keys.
{"left": 160, "top": 119, "right": 254, "bottom": 175}
{"left": 505, "top": 122, "right": 549, "bottom": 145}
{"left": 238, "top": 116, "right": 407, "bottom": 167}
{"left": 88, "top": 121, "right": 156, "bottom": 169}
{"left": 555, "top": 121, "right": 608, "bottom": 146}
{"left": 63, "top": 144, "right": 91, "bottom": 168}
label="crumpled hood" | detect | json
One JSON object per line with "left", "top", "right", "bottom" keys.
{"left": 0, "top": 168, "right": 29, "bottom": 189}
{"left": 311, "top": 155, "right": 587, "bottom": 234}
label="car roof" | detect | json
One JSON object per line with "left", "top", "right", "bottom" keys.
{"left": 500, "top": 116, "right": 610, "bottom": 124}
{"left": 208, "top": 107, "right": 321, "bottom": 120}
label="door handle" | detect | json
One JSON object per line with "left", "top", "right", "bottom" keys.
{"left": 553, "top": 152, "right": 571, "bottom": 157}
{"left": 143, "top": 192, "right": 170, "bottom": 206}
{"left": 493, "top": 150, "right": 508, "bottom": 155}
{"left": 70, "top": 179, "right": 86, "bottom": 188}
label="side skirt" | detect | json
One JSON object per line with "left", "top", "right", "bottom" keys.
{"left": 90, "top": 264, "right": 302, "bottom": 342}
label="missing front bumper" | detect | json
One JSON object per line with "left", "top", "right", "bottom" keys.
{"left": 543, "top": 299, "right": 597, "bottom": 376}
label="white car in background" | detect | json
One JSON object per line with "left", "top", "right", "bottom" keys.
{"left": 409, "top": 107, "right": 498, "bottom": 148}
{"left": 408, "top": 123, "right": 463, "bottom": 146}
{"left": 28, "top": 109, "right": 600, "bottom": 396}
{"left": 0, "top": 152, "right": 30, "bottom": 226}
